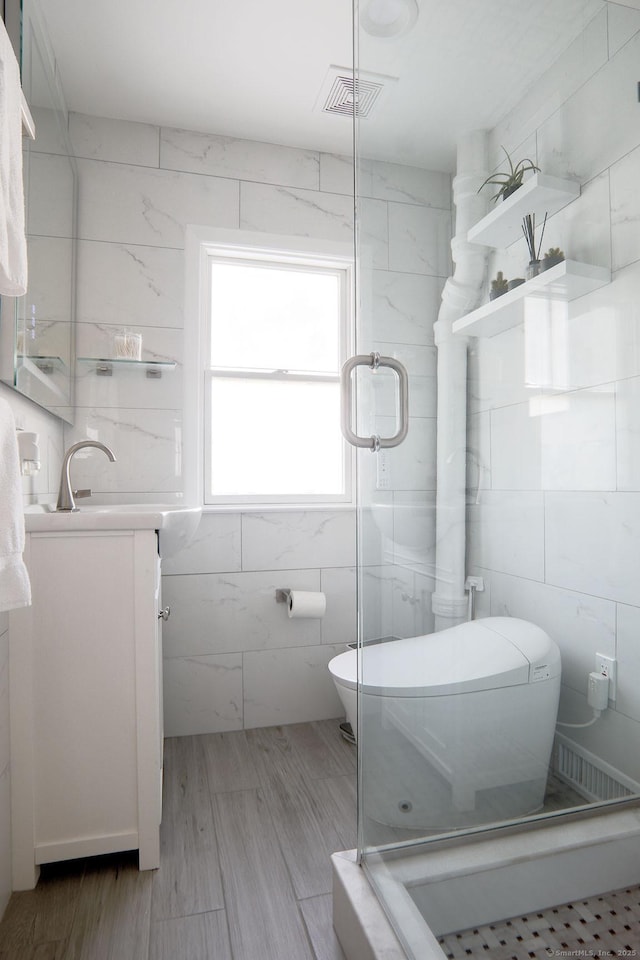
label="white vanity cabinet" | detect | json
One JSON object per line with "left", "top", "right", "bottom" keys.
{"left": 9, "top": 528, "right": 164, "bottom": 889}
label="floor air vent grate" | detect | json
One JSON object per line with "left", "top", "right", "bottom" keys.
{"left": 554, "top": 734, "right": 640, "bottom": 802}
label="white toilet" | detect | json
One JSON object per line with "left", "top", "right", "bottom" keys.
{"left": 328, "top": 617, "right": 561, "bottom": 826}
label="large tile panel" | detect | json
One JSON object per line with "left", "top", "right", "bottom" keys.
{"left": 243, "top": 644, "right": 345, "bottom": 728}
{"left": 319, "top": 154, "right": 451, "bottom": 208}
{"left": 616, "top": 376, "right": 640, "bottom": 491}
{"left": 320, "top": 567, "right": 357, "bottom": 647}
{"left": 467, "top": 491, "right": 545, "bottom": 581}
{"left": 29, "top": 154, "right": 75, "bottom": 238}
{"left": 160, "top": 127, "right": 319, "bottom": 189}
{"left": 388, "top": 203, "right": 452, "bottom": 277}
{"left": 491, "top": 402, "right": 541, "bottom": 491}
{"left": 545, "top": 492, "right": 640, "bottom": 604}
{"left": 615, "top": 603, "right": 640, "bottom": 722}
{"left": 241, "top": 511, "right": 356, "bottom": 571}
{"left": 75, "top": 241, "right": 184, "bottom": 329}
{"left": 239, "top": 181, "right": 353, "bottom": 244}
{"left": 362, "top": 416, "right": 436, "bottom": 493}
{"left": 537, "top": 29, "right": 640, "bottom": 182}
{"left": 468, "top": 325, "right": 539, "bottom": 415}
{"left": 607, "top": 2, "right": 640, "bottom": 57}
{"left": 70, "top": 113, "right": 160, "bottom": 166}
{"left": 162, "top": 569, "right": 322, "bottom": 658}
{"left": 163, "top": 653, "right": 243, "bottom": 737}
{"left": 77, "top": 158, "right": 239, "bottom": 247}
{"left": 540, "top": 385, "right": 616, "bottom": 491}
{"left": 162, "top": 512, "right": 242, "bottom": 575}
{"left": 364, "top": 270, "right": 442, "bottom": 347}
{"left": 610, "top": 143, "right": 640, "bottom": 272}
{"left": 489, "top": 10, "right": 607, "bottom": 172}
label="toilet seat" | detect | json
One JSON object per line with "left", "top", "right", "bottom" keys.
{"left": 328, "top": 617, "right": 560, "bottom": 698}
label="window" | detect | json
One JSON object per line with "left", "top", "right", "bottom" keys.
{"left": 186, "top": 228, "right": 353, "bottom": 507}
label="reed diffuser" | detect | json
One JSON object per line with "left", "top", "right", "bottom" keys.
{"left": 522, "top": 212, "right": 547, "bottom": 279}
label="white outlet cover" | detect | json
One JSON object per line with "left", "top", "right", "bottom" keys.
{"left": 595, "top": 652, "right": 617, "bottom": 701}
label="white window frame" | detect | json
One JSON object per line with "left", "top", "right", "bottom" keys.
{"left": 184, "top": 226, "right": 355, "bottom": 510}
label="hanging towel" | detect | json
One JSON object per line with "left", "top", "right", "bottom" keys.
{"left": 0, "top": 19, "right": 27, "bottom": 296}
{"left": 0, "top": 397, "right": 31, "bottom": 612}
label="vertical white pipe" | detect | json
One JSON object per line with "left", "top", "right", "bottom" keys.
{"left": 432, "top": 131, "right": 489, "bottom": 632}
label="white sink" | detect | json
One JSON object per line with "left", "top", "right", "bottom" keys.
{"left": 23, "top": 503, "right": 202, "bottom": 558}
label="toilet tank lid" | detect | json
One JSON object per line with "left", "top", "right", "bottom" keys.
{"left": 329, "top": 617, "right": 560, "bottom": 697}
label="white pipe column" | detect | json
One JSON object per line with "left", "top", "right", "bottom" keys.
{"left": 432, "top": 131, "right": 490, "bottom": 632}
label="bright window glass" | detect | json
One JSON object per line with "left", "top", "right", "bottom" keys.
{"left": 205, "top": 250, "right": 351, "bottom": 505}
{"left": 210, "top": 261, "right": 341, "bottom": 372}
{"left": 209, "top": 379, "right": 343, "bottom": 497}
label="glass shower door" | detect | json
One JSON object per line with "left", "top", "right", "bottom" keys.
{"left": 344, "top": 155, "right": 443, "bottom": 853}
{"left": 349, "top": 0, "right": 640, "bottom": 955}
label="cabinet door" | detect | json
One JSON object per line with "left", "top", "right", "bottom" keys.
{"left": 31, "top": 531, "right": 138, "bottom": 857}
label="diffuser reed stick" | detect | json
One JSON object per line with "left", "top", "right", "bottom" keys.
{"left": 521, "top": 212, "right": 548, "bottom": 263}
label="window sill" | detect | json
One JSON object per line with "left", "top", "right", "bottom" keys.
{"left": 201, "top": 502, "right": 355, "bottom": 515}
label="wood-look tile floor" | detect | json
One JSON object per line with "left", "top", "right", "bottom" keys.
{"left": 0, "top": 719, "right": 356, "bottom": 960}
{"left": 0, "top": 720, "right": 635, "bottom": 960}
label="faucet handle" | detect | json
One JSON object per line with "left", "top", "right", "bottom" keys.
{"left": 73, "top": 489, "right": 92, "bottom": 499}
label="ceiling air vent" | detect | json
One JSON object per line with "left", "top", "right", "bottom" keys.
{"left": 323, "top": 74, "right": 383, "bottom": 118}
{"left": 316, "top": 66, "right": 398, "bottom": 119}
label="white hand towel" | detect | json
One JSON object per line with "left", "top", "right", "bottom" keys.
{"left": 0, "top": 397, "right": 31, "bottom": 612}
{"left": 0, "top": 19, "right": 27, "bottom": 296}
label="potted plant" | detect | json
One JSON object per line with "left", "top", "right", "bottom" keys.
{"left": 478, "top": 146, "right": 540, "bottom": 203}
{"left": 490, "top": 271, "right": 509, "bottom": 300}
{"left": 542, "top": 247, "right": 565, "bottom": 271}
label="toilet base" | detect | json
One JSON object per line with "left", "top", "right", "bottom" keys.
{"left": 340, "top": 721, "right": 356, "bottom": 744}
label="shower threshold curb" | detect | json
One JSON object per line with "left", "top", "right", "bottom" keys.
{"left": 332, "top": 850, "right": 432, "bottom": 960}
{"left": 332, "top": 806, "right": 640, "bottom": 960}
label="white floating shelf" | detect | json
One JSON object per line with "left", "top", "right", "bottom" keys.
{"left": 468, "top": 173, "right": 580, "bottom": 249}
{"left": 452, "top": 260, "right": 611, "bottom": 339}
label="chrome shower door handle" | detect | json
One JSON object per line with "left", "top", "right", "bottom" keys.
{"left": 340, "top": 352, "right": 409, "bottom": 451}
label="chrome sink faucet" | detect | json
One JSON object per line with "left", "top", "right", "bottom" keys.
{"left": 56, "top": 440, "right": 117, "bottom": 512}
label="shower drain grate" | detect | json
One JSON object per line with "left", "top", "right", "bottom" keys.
{"left": 554, "top": 734, "right": 640, "bottom": 803}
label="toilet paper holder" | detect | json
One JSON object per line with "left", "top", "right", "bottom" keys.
{"left": 275, "top": 589, "right": 291, "bottom": 604}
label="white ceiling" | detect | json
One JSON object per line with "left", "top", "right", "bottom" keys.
{"left": 42, "top": 0, "right": 606, "bottom": 172}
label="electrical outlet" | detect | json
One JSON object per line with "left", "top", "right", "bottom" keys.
{"left": 376, "top": 450, "right": 391, "bottom": 490}
{"left": 595, "top": 653, "right": 617, "bottom": 701}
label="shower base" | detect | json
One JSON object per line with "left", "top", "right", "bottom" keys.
{"left": 332, "top": 806, "right": 640, "bottom": 960}
{"left": 438, "top": 884, "right": 640, "bottom": 957}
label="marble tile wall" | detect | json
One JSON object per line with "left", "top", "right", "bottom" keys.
{"left": 62, "top": 113, "right": 449, "bottom": 732}
{"left": 467, "top": 5, "right": 640, "bottom": 781}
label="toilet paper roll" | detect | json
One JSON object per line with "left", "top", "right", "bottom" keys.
{"left": 287, "top": 590, "right": 326, "bottom": 619}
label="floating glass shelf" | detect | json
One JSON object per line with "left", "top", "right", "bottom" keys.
{"left": 18, "top": 354, "right": 67, "bottom": 375}
{"left": 78, "top": 357, "right": 177, "bottom": 379}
